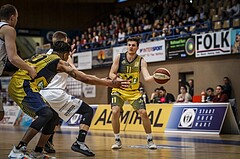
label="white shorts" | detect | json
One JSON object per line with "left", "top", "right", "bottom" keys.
{"left": 40, "top": 89, "right": 82, "bottom": 122}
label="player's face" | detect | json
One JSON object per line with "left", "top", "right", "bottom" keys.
{"left": 127, "top": 41, "right": 138, "bottom": 54}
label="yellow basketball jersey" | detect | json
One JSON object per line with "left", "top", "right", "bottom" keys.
{"left": 12, "top": 54, "right": 60, "bottom": 91}
{"left": 115, "top": 53, "right": 142, "bottom": 91}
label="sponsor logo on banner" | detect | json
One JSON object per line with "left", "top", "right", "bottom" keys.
{"left": 137, "top": 40, "right": 166, "bottom": 63}
{"left": 92, "top": 48, "right": 113, "bottom": 68}
{"left": 166, "top": 103, "right": 228, "bottom": 134}
{"left": 178, "top": 108, "right": 197, "bottom": 128}
{"left": 196, "top": 30, "right": 231, "bottom": 57}
{"left": 166, "top": 37, "right": 195, "bottom": 59}
{"left": 91, "top": 104, "right": 173, "bottom": 132}
{"left": 90, "top": 105, "right": 132, "bottom": 130}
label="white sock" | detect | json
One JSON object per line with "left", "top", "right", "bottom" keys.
{"left": 147, "top": 133, "right": 153, "bottom": 140}
{"left": 114, "top": 134, "right": 120, "bottom": 140}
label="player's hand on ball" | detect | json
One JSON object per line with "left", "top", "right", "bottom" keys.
{"left": 108, "top": 75, "right": 130, "bottom": 88}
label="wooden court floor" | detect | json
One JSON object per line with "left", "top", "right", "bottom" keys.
{"left": 1, "top": 126, "right": 240, "bottom": 159}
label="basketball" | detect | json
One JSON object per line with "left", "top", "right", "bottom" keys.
{"left": 153, "top": 68, "right": 171, "bottom": 84}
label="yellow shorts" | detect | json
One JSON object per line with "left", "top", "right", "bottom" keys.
{"left": 111, "top": 88, "right": 145, "bottom": 110}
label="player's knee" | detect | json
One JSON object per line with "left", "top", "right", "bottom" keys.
{"left": 30, "top": 107, "right": 53, "bottom": 131}
{"left": 42, "top": 110, "right": 59, "bottom": 135}
{"left": 80, "top": 102, "right": 94, "bottom": 126}
{"left": 138, "top": 109, "right": 148, "bottom": 118}
{"left": 112, "top": 106, "right": 121, "bottom": 115}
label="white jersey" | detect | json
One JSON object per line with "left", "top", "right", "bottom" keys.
{"left": 39, "top": 50, "right": 82, "bottom": 122}
{"left": 0, "top": 22, "right": 9, "bottom": 76}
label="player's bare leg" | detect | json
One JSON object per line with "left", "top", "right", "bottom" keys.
{"left": 111, "top": 106, "right": 122, "bottom": 149}
{"left": 137, "top": 109, "right": 157, "bottom": 149}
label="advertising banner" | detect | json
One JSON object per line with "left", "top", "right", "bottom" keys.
{"left": 137, "top": 40, "right": 166, "bottom": 62}
{"left": 166, "top": 37, "right": 195, "bottom": 59}
{"left": 165, "top": 103, "right": 229, "bottom": 134}
{"left": 125, "top": 104, "right": 173, "bottom": 132}
{"left": 92, "top": 48, "right": 113, "bottom": 68}
{"left": 195, "top": 30, "right": 231, "bottom": 57}
{"left": 90, "top": 105, "right": 133, "bottom": 130}
{"left": 0, "top": 106, "right": 21, "bottom": 126}
{"left": 72, "top": 51, "right": 92, "bottom": 70}
{"left": 90, "top": 104, "right": 173, "bottom": 132}
{"left": 230, "top": 28, "right": 240, "bottom": 54}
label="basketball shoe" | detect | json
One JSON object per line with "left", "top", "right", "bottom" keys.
{"left": 111, "top": 138, "right": 122, "bottom": 149}
{"left": 44, "top": 141, "right": 55, "bottom": 153}
{"left": 147, "top": 139, "right": 157, "bottom": 149}
{"left": 71, "top": 141, "right": 95, "bottom": 156}
{"left": 8, "top": 145, "right": 27, "bottom": 158}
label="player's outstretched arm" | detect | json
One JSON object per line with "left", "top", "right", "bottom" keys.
{"left": 57, "top": 60, "right": 129, "bottom": 88}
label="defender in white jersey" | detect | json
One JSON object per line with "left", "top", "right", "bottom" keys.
{"left": 40, "top": 31, "right": 95, "bottom": 156}
{"left": 0, "top": 4, "right": 37, "bottom": 121}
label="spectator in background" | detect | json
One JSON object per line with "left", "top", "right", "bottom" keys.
{"left": 222, "top": 76, "right": 232, "bottom": 99}
{"left": 212, "top": 85, "right": 229, "bottom": 102}
{"left": 188, "top": 79, "right": 194, "bottom": 97}
{"left": 205, "top": 87, "right": 215, "bottom": 102}
{"left": 159, "top": 86, "right": 175, "bottom": 103}
{"left": 176, "top": 85, "right": 192, "bottom": 103}
{"left": 150, "top": 87, "right": 161, "bottom": 103}
{"left": 223, "top": 0, "right": 240, "bottom": 18}
{"left": 139, "top": 87, "right": 149, "bottom": 104}
{"left": 232, "top": 31, "right": 240, "bottom": 53}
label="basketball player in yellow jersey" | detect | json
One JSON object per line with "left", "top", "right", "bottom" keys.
{"left": 109, "top": 37, "right": 157, "bottom": 149}
{"left": 8, "top": 41, "right": 129, "bottom": 159}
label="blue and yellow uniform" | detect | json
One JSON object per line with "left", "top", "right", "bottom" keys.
{"left": 8, "top": 54, "right": 60, "bottom": 118}
{"left": 111, "top": 53, "right": 145, "bottom": 110}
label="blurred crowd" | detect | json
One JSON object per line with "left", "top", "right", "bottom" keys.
{"left": 65, "top": 0, "right": 239, "bottom": 52}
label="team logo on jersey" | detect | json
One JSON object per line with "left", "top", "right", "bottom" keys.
{"left": 37, "top": 81, "right": 44, "bottom": 89}
{"left": 178, "top": 108, "right": 197, "bottom": 128}
{"left": 134, "top": 61, "right": 139, "bottom": 67}
{"left": 122, "top": 60, "right": 126, "bottom": 65}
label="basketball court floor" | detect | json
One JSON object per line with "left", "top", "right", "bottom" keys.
{"left": 1, "top": 126, "right": 240, "bottom": 159}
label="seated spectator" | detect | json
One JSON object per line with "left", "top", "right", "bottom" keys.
{"left": 212, "top": 85, "right": 229, "bottom": 102}
{"left": 205, "top": 87, "right": 215, "bottom": 102}
{"left": 223, "top": 0, "right": 240, "bottom": 18}
{"left": 159, "top": 86, "right": 175, "bottom": 103}
{"left": 139, "top": 87, "right": 149, "bottom": 104}
{"left": 176, "top": 85, "right": 192, "bottom": 103}
{"left": 150, "top": 88, "right": 160, "bottom": 103}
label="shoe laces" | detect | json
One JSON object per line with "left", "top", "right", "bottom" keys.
{"left": 147, "top": 139, "right": 154, "bottom": 145}
{"left": 114, "top": 139, "right": 121, "bottom": 145}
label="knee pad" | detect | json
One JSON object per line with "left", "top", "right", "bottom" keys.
{"left": 42, "top": 109, "right": 59, "bottom": 135}
{"left": 30, "top": 107, "right": 53, "bottom": 132}
{"left": 78, "top": 102, "right": 94, "bottom": 127}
